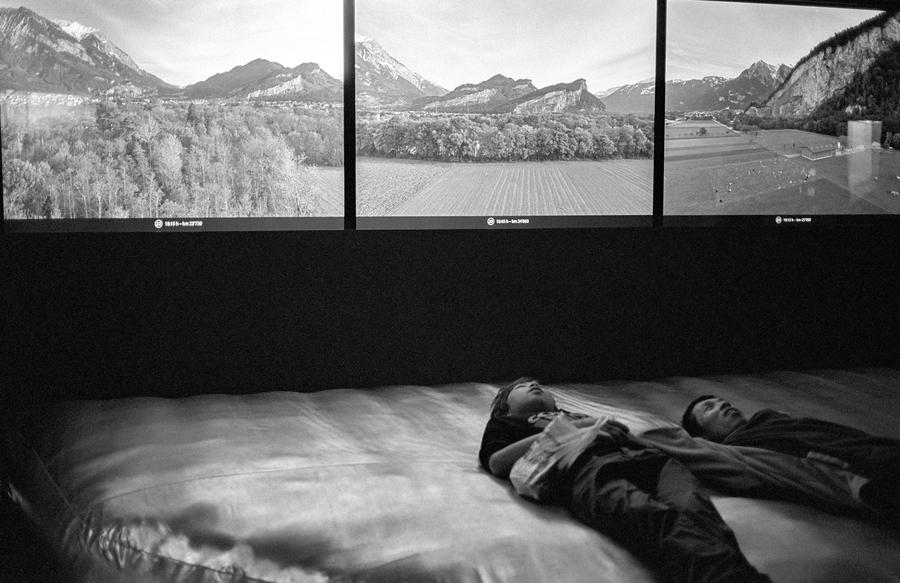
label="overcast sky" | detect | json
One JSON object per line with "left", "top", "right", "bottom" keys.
{"left": 667, "top": 0, "right": 883, "bottom": 80}
{"left": 356, "top": 0, "right": 657, "bottom": 94}
{"left": 2, "top": 0, "right": 343, "bottom": 87}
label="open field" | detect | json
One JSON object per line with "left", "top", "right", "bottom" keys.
{"left": 665, "top": 120, "right": 736, "bottom": 139}
{"left": 312, "top": 167, "right": 344, "bottom": 216}
{"left": 357, "top": 158, "right": 653, "bottom": 217}
{"left": 664, "top": 125, "right": 900, "bottom": 215}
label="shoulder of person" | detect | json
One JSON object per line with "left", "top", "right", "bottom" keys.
{"left": 750, "top": 409, "right": 793, "bottom": 424}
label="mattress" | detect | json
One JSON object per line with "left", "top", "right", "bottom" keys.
{"left": 4, "top": 368, "right": 900, "bottom": 583}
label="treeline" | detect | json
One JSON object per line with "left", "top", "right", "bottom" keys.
{"left": 356, "top": 112, "right": 654, "bottom": 162}
{"left": 2, "top": 99, "right": 343, "bottom": 220}
{"left": 735, "top": 41, "right": 900, "bottom": 143}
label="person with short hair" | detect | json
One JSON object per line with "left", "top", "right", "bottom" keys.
{"left": 681, "top": 395, "right": 900, "bottom": 524}
{"left": 480, "top": 378, "right": 772, "bottom": 583}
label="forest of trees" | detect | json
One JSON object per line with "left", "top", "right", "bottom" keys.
{"left": 356, "top": 112, "right": 654, "bottom": 163}
{"left": 2, "top": 98, "right": 343, "bottom": 220}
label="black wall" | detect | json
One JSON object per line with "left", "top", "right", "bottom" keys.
{"left": 3, "top": 225, "right": 898, "bottom": 412}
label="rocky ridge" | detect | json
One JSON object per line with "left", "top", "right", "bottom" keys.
{"left": 763, "top": 11, "right": 900, "bottom": 117}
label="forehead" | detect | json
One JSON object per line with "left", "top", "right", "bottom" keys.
{"left": 694, "top": 397, "right": 719, "bottom": 414}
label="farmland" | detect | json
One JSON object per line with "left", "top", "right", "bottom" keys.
{"left": 309, "top": 167, "right": 344, "bottom": 216}
{"left": 663, "top": 120, "right": 900, "bottom": 215}
{"left": 357, "top": 158, "right": 652, "bottom": 217}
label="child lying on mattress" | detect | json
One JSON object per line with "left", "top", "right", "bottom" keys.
{"left": 479, "top": 377, "right": 773, "bottom": 583}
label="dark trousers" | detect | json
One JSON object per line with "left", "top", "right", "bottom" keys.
{"left": 562, "top": 449, "right": 771, "bottom": 583}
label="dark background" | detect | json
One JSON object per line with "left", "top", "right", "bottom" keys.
{"left": 2, "top": 225, "right": 898, "bottom": 413}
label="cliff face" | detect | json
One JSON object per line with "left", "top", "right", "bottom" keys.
{"left": 763, "top": 13, "right": 900, "bottom": 117}
{"left": 506, "top": 79, "right": 606, "bottom": 115}
{"left": 420, "top": 74, "right": 537, "bottom": 113}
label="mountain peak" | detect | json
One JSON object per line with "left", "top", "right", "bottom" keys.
{"left": 53, "top": 19, "right": 98, "bottom": 41}
{"left": 485, "top": 73, "right": 513, "bottom": 84}
{"left": 294, "top": 62, "right": 322, "bottom": 73}
{"left": 245, "top": 58, "right": 281, "bottom": 67}
{"left": 740, "top": 60, "right": 778, "bottom": 83}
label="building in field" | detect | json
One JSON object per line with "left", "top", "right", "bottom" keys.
{"left": 801, "top": 143, "right": 836, "bottom": 160}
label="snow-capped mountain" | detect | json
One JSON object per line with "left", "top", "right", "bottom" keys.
{"left": 54, "top": 19, "right": 140, "bottom": 72}
{"left": 0, "top": 6, "right": 174, "bottom": 95}
{"left": 602, "top": 61, "right": 790, "bottom": 114}
{"left": 355, "top": 34, "right": 447, "bottom": 108}
{"left": 184, "top": 59, "right": 341, "bottom": 102}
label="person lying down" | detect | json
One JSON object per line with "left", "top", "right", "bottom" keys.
{"left": 479, "top": 377, "right": 774, "bottom": 583}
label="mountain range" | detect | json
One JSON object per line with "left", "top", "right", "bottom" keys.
{"left": 355, "top": 36, "right": 605, "bottom": 115}
{"left": 601, "top": 61, "right": 793, "bottom": 114}
{"left": 354, "top": 35, "right": 792, "bottom": 116}
{"left": 3, "top": 5, "right": 898, "bottom": 120}
{"left": 0, "top": 5, "right": 340, "bottom": 101}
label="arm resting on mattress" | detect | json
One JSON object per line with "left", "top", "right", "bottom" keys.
{"left": 489, "top": 433, "right": 544, "bottom": 478}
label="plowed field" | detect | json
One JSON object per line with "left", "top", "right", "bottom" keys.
{"left": 357, "top": 158, "right": 653, "bottom": 217}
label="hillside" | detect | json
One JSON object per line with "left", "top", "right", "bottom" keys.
{"left": 355, "top": 35, "right": 446, "bottom": 109}
{"left": 497, "top": 79, "right": 606, "bottom": 115}
{"left": 763, "top": 10, "right": 900, "bottom": 118}
{"left": 805, "top": 40, "right": 900, "bottom": 137}
{"left": 416, "top": 74, "right": 537, "bottom": 113}
{"left": 184, "top": 59, "right": 341, "bottom": 101}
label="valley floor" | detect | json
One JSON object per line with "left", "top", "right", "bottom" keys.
{"left": 663, "top": 123, "right": 900, "bottom": 215}
{"left": 356, "top": 158, "right": 653, "bottom": 217}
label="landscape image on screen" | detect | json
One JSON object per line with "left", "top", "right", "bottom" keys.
{"left": 664, "top": 1, "right": 900, "bottom": 218}
{"left": 355, "top": 0, "right": 656, "bottom": 228}
{"left": 1, "top": 0, "right": 343, "bottom": 230}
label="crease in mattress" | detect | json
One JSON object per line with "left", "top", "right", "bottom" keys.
{"left": 22, "top": 441, "right": 329, "bottom": 583}
{"left": 87, "top": 459, "right": 478, "bottom": 509}
{"left": 90, "top": 522, "right": 330, "bottom": 583}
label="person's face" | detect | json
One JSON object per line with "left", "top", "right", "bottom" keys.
{"left": 691, "top": 397, "right": 747, "bottom": 441}
{"left": 506, "top": 380, "right": 556, "bottom": 417}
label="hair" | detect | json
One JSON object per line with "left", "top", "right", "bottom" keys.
{"left": 489, "top": 377, "right": 539, "bottom": 418}
{"left": 681, "top": 394, "right": 716, "bottom": 437}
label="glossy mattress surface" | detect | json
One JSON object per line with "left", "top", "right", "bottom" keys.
{"left": 6, "top": 369, "right": 900, "bottom": 582}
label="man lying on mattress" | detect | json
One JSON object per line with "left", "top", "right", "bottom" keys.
{"left": 479, "top": 377, "right": 773, "bottom": 583}
{"left": 679, "top": 395, "right": 900, "bottom": 526}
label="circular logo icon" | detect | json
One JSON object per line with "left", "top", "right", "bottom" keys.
{"left": 487, "top": 217, "right": 495, "bottom": 226}
{"left": 154, "top": 219, "right": 163, "bottom": 229}
{"left": 775, "top": 216, "right": 783, "bottom": 225}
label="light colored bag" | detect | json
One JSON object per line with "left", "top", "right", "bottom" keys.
{"left": 509, "top": 414, "right": 611, "bottom": 502}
